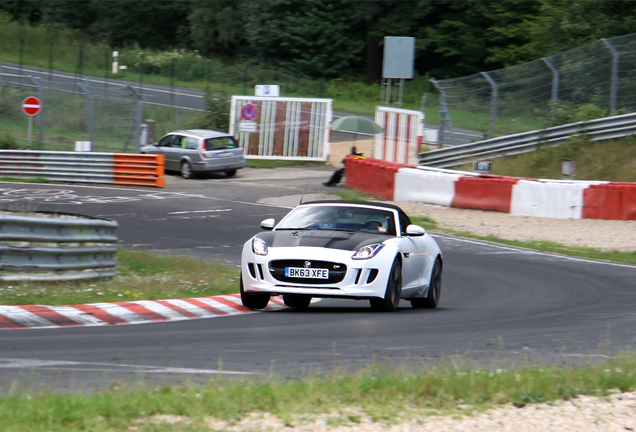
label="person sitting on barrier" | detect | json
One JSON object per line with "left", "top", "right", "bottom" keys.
{"left": 323, "top": 146, "right": 363, "bottom": 187}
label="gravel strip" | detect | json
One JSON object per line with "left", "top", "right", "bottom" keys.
{"left": 154, "top": 391, "right": 636, "bottom": 431}
{"left": 395, "top": 202, "right": 636, "bottom": 252}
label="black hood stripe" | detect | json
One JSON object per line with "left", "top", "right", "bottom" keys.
{"left": 256, "top": 230, "right": 393, "bottom": 251}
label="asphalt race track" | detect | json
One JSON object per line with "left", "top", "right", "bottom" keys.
{"left": 1, "top": 168, "right": 636, "bottom": 389}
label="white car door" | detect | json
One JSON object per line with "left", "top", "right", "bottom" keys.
{"left": 397, "top": 213, "right": 430, "bottom": 296}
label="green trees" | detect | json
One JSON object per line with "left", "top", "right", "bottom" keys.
{"left": 3, "top": 0, "right": 636, "bottom": 81}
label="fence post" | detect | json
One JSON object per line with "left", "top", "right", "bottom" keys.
{"left": 31, "top": 76, "right": 45, "bottom": 150}
{"left": 320, "top": 77, "right": 326, "bottom": 98}
{"left": 138, "top": 53, "right": 144, "bottom": 95}
{"left": 48, "top": 42, "right": 54, "bottom": 85}
{"left": 429, "top": 78, "right": 456, "bottom": 148}
{"left": 601, "top": 38, "right": 619, "bottom": 114}
{"left": 77, "top": 82, "right": 94, "bottom": 146}
{"left": 542, "top": 57, "right": 559, "bottom": 123}
{"left": 171, "top": 58, "right": 180, "bottom": 129}
{"left": 19, "top": 38, "right": 24, "bottom": 79}
{"left": 480, "top": 72, "right": 498, "bottom": 138}
{"left": 103, "top": 49, "right": 110, "bottom": 97}
{"left": 123, "top": 86, "right": 143, "bottom": 153}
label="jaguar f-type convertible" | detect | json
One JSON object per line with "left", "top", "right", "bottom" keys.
{"left": 240, "top": 201, "right": 443, "bottom": 311}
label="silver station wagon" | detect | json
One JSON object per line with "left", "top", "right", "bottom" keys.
{"left": 140, "top": 129, "right": 246, "bottom": 178}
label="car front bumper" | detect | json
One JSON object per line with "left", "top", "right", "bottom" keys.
{"left": 241, "top": 246, "right": 395, "bottom": 299}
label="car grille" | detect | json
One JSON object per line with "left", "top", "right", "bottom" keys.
{"left": 269, "top": 259, "right": 347, "bottom": 285}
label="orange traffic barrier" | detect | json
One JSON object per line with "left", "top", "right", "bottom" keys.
{"left": 112, "top": 154, "right": 164, "bottom": 188}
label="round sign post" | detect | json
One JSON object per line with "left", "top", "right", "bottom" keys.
{"left": 22, "top": 97, "right": 42, "bottom": 150}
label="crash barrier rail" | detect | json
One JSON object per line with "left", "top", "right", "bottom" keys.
{"left": 229, "top": 96, "right": 332, "bottom": 161}
{"left": 0, "top": 211, "right": 118, "bottom": 281}
{"left": 419, "top": 112, "right": 636, "bottom": 168}
{"left": 374, "top": 106, "right": 423, "bottom": 165}
{"left": 0, "top": 151, "right": 165, "bottom": 187}
{"left": 345, "top": 157, "right": 636, "bottom": 221}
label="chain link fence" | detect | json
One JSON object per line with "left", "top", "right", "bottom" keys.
{"left": 0, "top": 73, "right": 142, "bottom": 152}
{"left": 431, "top": 32, "right": 636, "bottom": 146}
{"left": 0, "top": 35, "right": 331, "bottom": 152}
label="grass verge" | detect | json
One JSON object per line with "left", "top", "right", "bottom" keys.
{"left": 0, "top": 248, "right": 239, "bottom": 306}
{"left": 2, "top": 358, "right": 636, "bottom": 431}
{"left": 0, "top": 177, "right": 51, "bottom": 183}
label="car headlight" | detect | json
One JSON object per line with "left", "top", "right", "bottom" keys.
{"left": 352, "top": 243, "right": 384, "bottom": 260}
{"left": 252, "top": 238, "right": 268, "bottom": 256}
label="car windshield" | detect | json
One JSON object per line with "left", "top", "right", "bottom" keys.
{"left": 205, "top": 137, "right": 238, "bottom": 151}
{"left": 277, "top": 205, "right": 396, "bottom": 235}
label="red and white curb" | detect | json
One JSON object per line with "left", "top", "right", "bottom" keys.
{"left": 0, "top": 294, "right": 285, "bottom": 330}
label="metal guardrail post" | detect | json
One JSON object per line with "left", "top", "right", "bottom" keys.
{"left": 542, "top": 57, "right": 560, "bottom": 122}
{"left": 78, "top": 82, "right": 94, "bottom": 146}
{"left": 480, "top": 72, "right": 498, "bottom": 138}
{"left": 601, "top": 38, "right": 619, "bottom": 114}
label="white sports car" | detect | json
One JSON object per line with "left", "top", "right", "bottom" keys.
{"left": 240, "top": 201, "right": 443, "bottom": 311}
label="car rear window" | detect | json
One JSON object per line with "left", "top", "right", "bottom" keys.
{"left": 205, "top": 137, "right": 238, "bottom": 151}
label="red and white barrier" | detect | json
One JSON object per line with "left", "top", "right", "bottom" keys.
{"left": 345, "top": 156, "right": 636, "bottom": 221}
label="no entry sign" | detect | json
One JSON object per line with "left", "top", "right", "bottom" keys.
{"left": 22, "top": 97, "right": 42, "bottom": 116}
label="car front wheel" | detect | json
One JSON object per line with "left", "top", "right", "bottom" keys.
{"left": 411, "top": 257, "right": 442, "bottom": 309}
{"left": 283, "top": 294, "right": 312, "bottom": 309}
{"left": 240, "top": 273, "right": 270, "bottom": 310}
{"left": 370, "top": 258, "right": 402, "bottom": 312}
{"left": 181, "top": 161, "right": 194, "bottom": 179}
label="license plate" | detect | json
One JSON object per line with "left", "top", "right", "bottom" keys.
{"left": 219, "top": 151, "right": 234, "bottom": 158}
{"left": 285, "top": 267, "right": 329, "bottom": 279}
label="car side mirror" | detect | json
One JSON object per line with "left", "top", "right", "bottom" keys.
{"left": 260, "top": 218, "right": 275, "bottom": 230}
{"left": 405, "top": 224, "right": 426, "bottom": 236}
{"left": 153, "top": 142, "right": 159, "bottom": 146}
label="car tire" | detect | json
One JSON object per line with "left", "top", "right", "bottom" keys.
{"left": 282, "top": 294, "right": 312, "bottom": 309}
{"left": 411, "top": 258, "right": 442, "bottom": 309}
{"left": 180, "top": 161, "right": 194, "bottom": 179}
{"left": 225, "top": 169, "right": 237, "bottom": 177}
{"left": 370, "top": 258, "right": 402, "bottom": 312}
{"left": 240, "top": 272, "right": 270, "bottom": 310}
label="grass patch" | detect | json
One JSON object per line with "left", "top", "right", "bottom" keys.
{"left": 455, "top": 135, "right": 636, "bottom": 182}
{"left": 439, "top": 230, "right": 636, "bottom": 265}
{"left": 2, "top": 358, "right": 636, "bottom": 430}
{"left": 0, "top": 177, "right": 51, "bottom": 183}
{"left": 0, "top": 248, "right": 239, "bottom": 306}
{"left": 410, "top": 216, "right": 439, "bottom": 231}
{"left": 332, "top": 189, "right": 376, "bottom": 201}
{"left": 246, "top": 159, "right": 327, "bottom": 169}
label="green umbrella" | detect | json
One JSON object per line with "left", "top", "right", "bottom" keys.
{"left": 329, "top": 116, "right": 386, "bottom": 134}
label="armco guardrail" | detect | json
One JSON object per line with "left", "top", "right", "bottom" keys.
{"left": 420, "top": 113, "right": 636, "bottom": 168}
{"left": 0, "top": 211, "right": 118, "bottom": 281}
{"left": 0, "top": 151, "right": 165, "bottom": 187}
